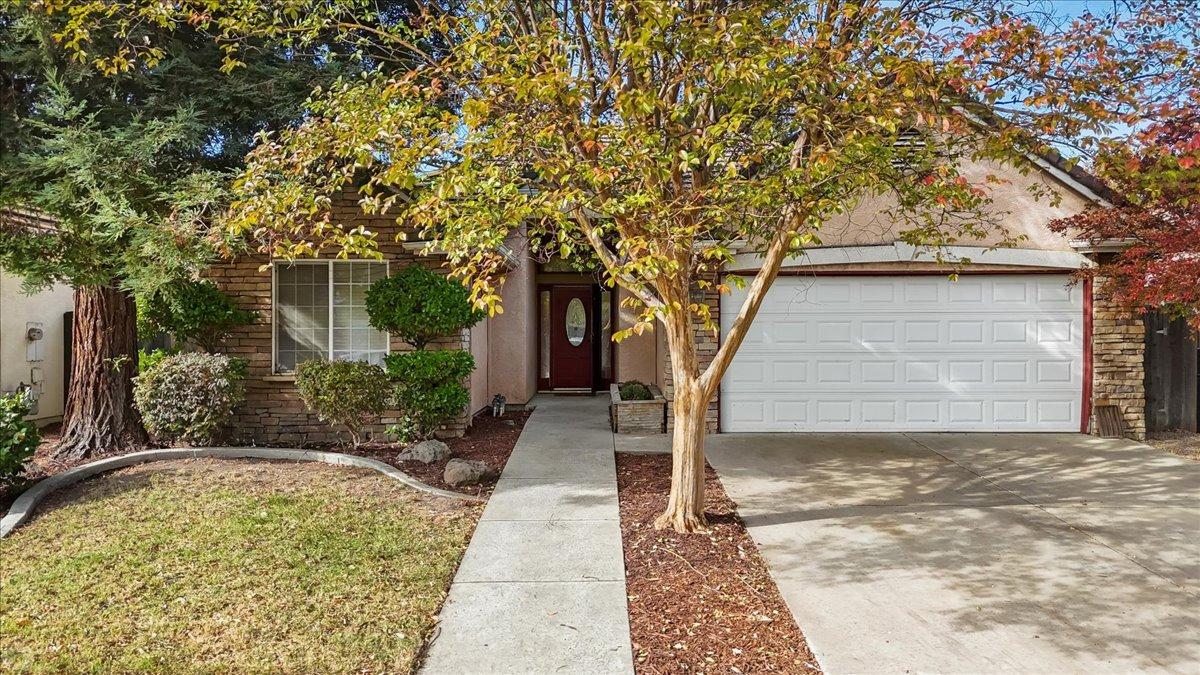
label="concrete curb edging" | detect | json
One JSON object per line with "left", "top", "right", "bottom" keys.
{"left": 1, "top": 447, "right": 483, "bottom": 538}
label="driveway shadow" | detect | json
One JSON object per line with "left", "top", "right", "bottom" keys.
{"left": 707, "top": 433, "right": 1200, "bottom": 674}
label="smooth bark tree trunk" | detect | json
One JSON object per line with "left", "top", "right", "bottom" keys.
{"left": 54, "top": 285, "right": 145, "bottom": 461}
{"left": 653, "top": 379, "right": 711, "bottom": 532}
{"left": 653, "top": 308, "right": 712, "bottom": 533}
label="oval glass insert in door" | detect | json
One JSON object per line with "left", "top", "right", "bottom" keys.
{"left": 565, "top": 298, "right": 587, "bottom": 346}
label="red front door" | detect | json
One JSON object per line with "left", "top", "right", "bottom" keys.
{"left": 550, "top": 286, "right": 594, "bottom": 389}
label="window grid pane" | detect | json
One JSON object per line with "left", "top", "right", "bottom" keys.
{"left": 276, "top": 261, "right": 389, "bottom": 373}
{"left": 275, "top": 263, "right": 330, "bottom": 373}
{"left": 331, "top": 261, "right": 388, "bottom": 367}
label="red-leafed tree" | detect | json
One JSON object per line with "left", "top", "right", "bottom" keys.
{"left": 1051, "top": 110, "right": 1200, "bottom": 330}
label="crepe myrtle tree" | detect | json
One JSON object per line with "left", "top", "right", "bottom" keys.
{"left": 38, "top": 0, "right": 1197, "bottom": 530}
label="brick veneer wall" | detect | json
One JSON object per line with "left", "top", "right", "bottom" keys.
{"left": 1090, "top": 274, "right": 1147, "bottom": 440}
{"left": 661, "top": 282, "right": 721, "bottom": 432}
{"left": 206, "top": 195, "right": 472, "bottom": 446}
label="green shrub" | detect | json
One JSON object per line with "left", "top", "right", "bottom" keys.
{"left": 366, "top": 266, "right": 484, "bottom": 348}
{"left": 384, "top": 350, "right": 474, "bottom": 441}
{"left": 0, "top": 392, "right": 39, "bottom": 481}
{"left": 141, "top": 280, "right": 255, "bottom": 352}
{"left": 133, "top": 352, "right": 246, "bottom": 446}
{"left": 365, "top": 265, "right": 483, "bottom": 441}
{"left": 618, "top": 380, "right": 653, "bottom": 401}
{"left": 295, "top": 359, "right": 391, "bottom": 447}
{"left": 138, "top": 347, "right": 176, "bottom": 373}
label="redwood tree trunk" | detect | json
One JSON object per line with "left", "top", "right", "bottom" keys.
{"left": 55, "top": 285, "right": 145, "bottom": 460}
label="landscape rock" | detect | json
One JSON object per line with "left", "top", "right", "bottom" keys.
{"left": 443, "top": 459, "right": 497, "bottom": 487}
{"left": 397, "top": 439, "right": 451, "bottom": 464}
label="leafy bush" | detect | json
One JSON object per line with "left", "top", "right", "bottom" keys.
{"left": 618, "top": 380, "right": 653, "bottom": 401}
{"left": 295, "top": 359, "right": 391, "bottom": 447}
{"left": 138, "top": 347, "right": 176, "bottom": 373}
{"left": 133, "top": 352, "right": 246, "bottom": 446}
{"left": 365, "top": 265, "right": 483, "bottom": 440}
{"left": 0, "top": 392, "right": 39, "bottom": 481}
{"left": 366, "top": 266, "right": 484, "bottom": 348}
{"left": 141, "top": 280, "right": 255, "bottom": 352}
{"left": 384, "top": 350, "right": 475, "bottom": 441}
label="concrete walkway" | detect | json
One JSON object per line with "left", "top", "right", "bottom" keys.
{"left": 708, "top": 432, "right": 1200, "bottom": 674}
{"left": 422, "top": 395, "right": 634, "bottom": 674}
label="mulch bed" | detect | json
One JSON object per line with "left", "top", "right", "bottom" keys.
{"left": 345, "top": 409, "right": 531, "bottom": 498}
{"left": 1147, "top": 431, "right": 1199, "bottom": 461}
{"left": 617, "top": 453, "right": 821, "bottom": 674}
{"left": 1, "top": 410, "right": 530, "bottom": 515}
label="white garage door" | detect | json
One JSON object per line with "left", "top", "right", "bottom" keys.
{"left": 720, "top": 275, "right": 1084, "bottom": 432}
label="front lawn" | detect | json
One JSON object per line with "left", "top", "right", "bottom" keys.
{"left": 1, "top": 458, "right": 479, "bottom": 673}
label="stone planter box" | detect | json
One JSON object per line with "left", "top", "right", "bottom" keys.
{"left": 610, "top": 383, "right": 666, "bottom": 434}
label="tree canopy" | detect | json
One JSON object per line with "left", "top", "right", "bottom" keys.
{"left": 0, "top": 7, "right": 354, "bottom": 294}
{"left": 0, "top": 3, "right": 369, "bottom": 459}
{"left": 1051, "top": 110, "right": 1200, "bottom": 329}
{"left": 15, "top": 0, "right": 1198, "bottom": 528}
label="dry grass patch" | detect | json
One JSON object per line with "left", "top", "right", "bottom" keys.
{"left": 1, "top": 458, "right": 480, "bottom": 673}
{"left": 1146, "top": 431, "right": 1199, "bottom": 461}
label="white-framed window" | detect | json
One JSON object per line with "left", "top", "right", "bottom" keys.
{"left": 272, "top": 260, "right": 389, "bottom": 373}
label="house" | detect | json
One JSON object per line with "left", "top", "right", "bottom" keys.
{"left": 208, "top": 152, "right": 1149, "bottom": 444}
{"left": 0, "top": 270, "right": 74, "bottom": 426}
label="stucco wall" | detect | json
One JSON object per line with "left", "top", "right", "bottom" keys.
{"left": 810, "top": 157, "right": 1092, "bottom": 252}
{"left": 470, "top": 318, "right": 490, "bottom": 414}
{"left": 484, "top": 229, "right": 538, "bottom": 406}
{"left": 0, "top": 273, "right": 74, "bottom": 423}
{"left": 615, "top": 286, "right": 659, "bottom": 385}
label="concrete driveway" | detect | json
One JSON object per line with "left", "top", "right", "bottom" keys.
{"left": 707, "top": 433, "right": 1200, "bottom": 674}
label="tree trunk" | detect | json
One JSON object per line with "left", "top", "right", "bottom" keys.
{"left": 54, "top": 285, "right": 145, "bottom": 461}
{"left": 653, "top": 379, "right": 711, "bottom": 532}
{"left": 653, "top": 307, "right": 712, "bottom": 533}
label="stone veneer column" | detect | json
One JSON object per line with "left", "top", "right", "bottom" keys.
{"left": 1089, "top": 274, "right": 1147, "bottom": 441}
{"left": 661, "top": 283, "right": 721, "bottom": 432}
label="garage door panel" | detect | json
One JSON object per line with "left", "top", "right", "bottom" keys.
{"left": 728, "top": 276, "right": 1080, "bottom": 314}
{"left": 739, "top": 314, "right": 1080, "bottom": 353}
{"left": 721, "top": 275, "right": 1083, "bottom": 432}
{"left": 722, "top": 357, "right": 1082, "bottom": 391}
{"left": 722, "top": 394, "right": 1081, "bottom": 431}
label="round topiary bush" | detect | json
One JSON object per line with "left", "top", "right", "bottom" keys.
{"left": 367, "top": 265, "right": 485, "bottom": 440}
{"left": 133, "top": 352, "right": 247, "bottom": 446}
{"left": 383, "top": 349, "right": 475, "bottom": 441}
{"left": 140, "top": 279, "right": 255, "bottom": 352}
{"left": 294, "top": 359, "right": 391, "bottom": 447}
{"left": 365, "top": 266, "right": 485, "bottom": 348}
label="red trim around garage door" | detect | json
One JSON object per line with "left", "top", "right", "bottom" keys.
{"left": 1082, "top": 277, "right": 1094, "bottom": 433}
